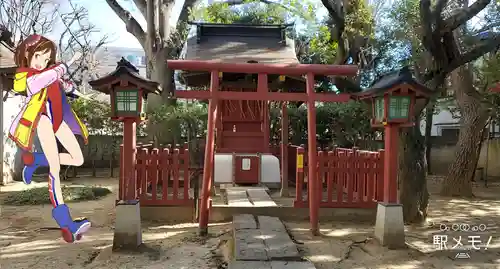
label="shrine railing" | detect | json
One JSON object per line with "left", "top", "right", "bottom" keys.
{"left": 119, "top": 143, "right": 193, "bottom": 206}
{"left": 294, "top": 147, "right": 384, "bottom": 208}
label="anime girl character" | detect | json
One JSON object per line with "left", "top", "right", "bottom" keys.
{"left": 9, "top": 34, "right": 91, "bottom": 243}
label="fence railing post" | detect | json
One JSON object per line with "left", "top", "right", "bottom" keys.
{"left": 377, "top": 149, "right": 385, "bottom": 201}
{"left": 293, "top": 147, "right": 305, "bottom": 207}
{"left": 119, "top": 144, "right": 124, "bottom": 200}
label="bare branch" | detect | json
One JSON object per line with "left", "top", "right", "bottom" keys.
{"left": 439, "top": 0, "right": 491, "bottom": 34}
{"left": 146, "top": 0, "right": 156, "bottom": 51}
{"left": 133, "top": 0, "right": 146, "bottom": 17}
{"left": 433, "top": 0, "right": 449, "bottom": 22}
{"left": 105, "top": 0, "right": 146, "bottom": 49}
{"left": 419, "top": 0, "right": 434, "bottom": 54}
{"left": 424, "top": 33, "right": 500, "bottom": 83}
{"left": 0, "top": 0, "right": 57, "bottom": 42}
{"left": 158, "top": 0, "right": 175, "bottom": 40}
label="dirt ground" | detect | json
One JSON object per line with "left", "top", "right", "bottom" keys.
{"left": 1, "top": 175, "right": 499, "bottom": 269}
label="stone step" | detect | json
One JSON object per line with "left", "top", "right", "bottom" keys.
{"left": 247, "top": 189, "right": 277, "bottom": 207}
{"left": 226, "top": 189, "right": 253, "bottom": 206}
{"left": 232, "top": 215, "right": 302, "bottom": 262}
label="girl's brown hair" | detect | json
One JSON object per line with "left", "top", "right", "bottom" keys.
{"left": 14, "top": 34, "right": 57, "bottom": 68}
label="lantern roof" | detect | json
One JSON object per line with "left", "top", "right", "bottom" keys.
{"left": 88, "top": 57, "right": 161, "bottom": 95}
{"left": 356, "top": 66, "right": 433, "bottom": 99}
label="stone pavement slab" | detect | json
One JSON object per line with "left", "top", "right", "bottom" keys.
{"left": 246, "top": 189, "right": 277, "bottom": 207}
{"left": 232, "top": 215, "right": 301, "bottom": 261}
{"left": 233, "top": 214, "right": 257, "bottom": 230}
{"left": 234, "top": 229, "right": 267, "bottom": 261}
{"left": 226, "top": 189, "right": 253, "bottom": 206}
{"left": 229, "top": 261, "right": 316, "bottom": 269}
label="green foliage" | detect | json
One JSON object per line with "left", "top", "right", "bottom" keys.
{"left": 303, "top": 25, "right": 338, "bottom": 64}
{"left": 343, "top": 0, "right": 375, "bottom": 40}
{"left": 190, "top": 0, "right": 316, "bottom": 24}
{"left": 70, "top": 97, "right": 121, "bottom": 135}
{"left": 148, "top": 102, "right": 208, "bottom": 145}
{"left": 274, "top": 102, "right": 375, "bottom": 148}
{"left": 3, "top": 186, "right": 112, "bottom": 205}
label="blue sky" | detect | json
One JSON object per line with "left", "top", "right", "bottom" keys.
{"left": 48, "top": 0, "right": 485, "bottom": 51}
{"left": 49, "top": 0, "right": 329, "bottom": 49}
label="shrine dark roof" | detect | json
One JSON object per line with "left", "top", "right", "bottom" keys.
{"left": 183, "top": 23, "right": 298, "bottom": 64}
{"left": 0, "top": 28, "right": 16, "bottom": 92}
{"left": 357, "top": 66, "right": 433, "bottom": 98}
{"left": 89, "top": 57, "right": 160, "bottom": 95}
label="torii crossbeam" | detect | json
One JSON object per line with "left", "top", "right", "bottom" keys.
{"left": 167, "top": 60, "right": 359, "bottom": 236}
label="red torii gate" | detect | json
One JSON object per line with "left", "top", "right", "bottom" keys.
{"left": 167, "top": 60, "right": 358, "bottom": 235}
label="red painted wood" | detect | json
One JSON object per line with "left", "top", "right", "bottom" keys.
{"left": 280, "top": 103, "right": 289, "bottom": 189}
{"left": 161, "top": 148, "right": 170, "bottom": 203}
{"left": 234, "top": 156, "right": 260, "bottom": 184}
{"left": 123, "top": 119, "right": 137, "bottom": 200}
{"left": 172, "top": 148, "right": 180, "bottom": 200}
{"left": 337, "top": 151, "right": 345, "bottom": 203}
{"left": 167, "top": 60, "right": 358, "bottom": 76}
{"left": 150, "top": 149, "right": 159, "bottom": 201}
{"left": 263, "top": 101, "right": 269, "bottom": 152}
{"left": 327, "top": 151, "right": 334, "bottom": 203}
{"left": 305, "top": 72, "right": 319, "bottom": 235}
{"left": 294, "top": 147, "right": 384, "bottom": 209}
{"left": 138, "top": 148, "right": 148, "bottom": 200}
{"left": 199, "top": 71, "right": 219, "bottom": 231}
{"left": 182, "top": 149, "right": 190, "bottom": 200}
{"left": 174, "top": 90, "right": 351, "bottom": 102}
{"left": 119, "top": 144, "right": 124, "bottom": 200}
{"left": 384, "top": 125, "right": 399, "bottom": 203}
{"left": 317, "top": 151, "right": 325, "bottom": 204}
{"left": 294, "top": 147, "right": 305, "bottom": 207}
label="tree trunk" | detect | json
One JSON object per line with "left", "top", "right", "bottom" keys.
{"left": 424, "top": 101, "right": 434, "bottom": 175}
{"left": 147, "top": 46, "right": 175, "bottom": 108}
{"left": 398, "top": 121, "right": 429, "bottom": 224}
{"left": 441, "top": 66, "right": 489, "bottom": 197}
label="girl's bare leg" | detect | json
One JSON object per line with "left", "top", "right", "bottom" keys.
{"left": 37, "top": 115, "right": 64, "bottom": 206}
{"left": 55, "top": 121, "right": 84, "bottom": 167}
{"left": 38, "top": 116, "right": 91, "bottom": 243}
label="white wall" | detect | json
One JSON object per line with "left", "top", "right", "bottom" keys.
{"left": 420, "top": 108, "right": 460, "bottom": 136}
{"left": 2, "top": 94, "right": 24, "bottom": 181}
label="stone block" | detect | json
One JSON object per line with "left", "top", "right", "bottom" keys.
{"left": 113, "top": 200, "right": 142, "bottom": 250}
{"left": 374, "top": 202, "right": 405, "bottom": 249}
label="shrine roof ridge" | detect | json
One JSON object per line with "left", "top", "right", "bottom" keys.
{"left": 356, "top": 66, "right": 433, "bottom": 98}
{"left": 187, "top": 22, "right": 294, "bottom": 28}
{"left": 88, "top": 57, "right": 161, "bottom": 95}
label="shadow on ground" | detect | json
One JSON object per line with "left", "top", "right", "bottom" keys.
{"left": 285, "top": 178, "right": 500, "bottom": 269}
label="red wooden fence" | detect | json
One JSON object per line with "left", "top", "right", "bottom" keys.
{"left": 294, "top": 147, "right": 384, "bottom": 208}
{"left": 118, "top": 143, "right": 193, "bottom": 206}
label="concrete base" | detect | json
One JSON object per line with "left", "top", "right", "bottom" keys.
{"left": 113, "top": 200, "right": 142, "bottom": 250}
{"left": 374, "top": 202, "right": 405, "bottom": 249}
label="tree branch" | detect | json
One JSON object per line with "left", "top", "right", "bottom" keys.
{"left": 132, "top": 0, "right": 146, "bottom": 18}
{"left": 159, "top": 0, "right": 175, "bottom": 41}
{"left": 178, "top": 0, "right": 199, "bottom": 24}
{"left": 105, "top": 0, "right": 146, "bottom": 49}
{"left": 146, "top": 0, "right": 155, "bottom": 51}
{"left": 419, "top": 0, "right": 434, "bottom": 54}
{"left": 439, "top": 0, "right": 491, "bottom": 34}
{"left": 423, "top": 33, "right": 500, "bottom": 83}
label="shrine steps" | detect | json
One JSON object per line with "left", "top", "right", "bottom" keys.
{"left": 229, "top": 214, "right": 316, "bottom": 269}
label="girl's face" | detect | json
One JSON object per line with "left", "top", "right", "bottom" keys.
{"left": 29, "top": 49, "right": 52, "bottom": 70}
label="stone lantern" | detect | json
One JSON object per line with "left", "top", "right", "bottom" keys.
{"left": 89, "top": 57, "right": 160, "bottom": 250}
{"left": 356, "top": 66, "right": 432, "bottom": 249}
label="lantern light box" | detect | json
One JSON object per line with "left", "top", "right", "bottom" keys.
{"left": 88, "top": 57, "right": 160, "bottom": 122}
{"left": 356, "top": 67, "right": 432, "bottom": 127}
